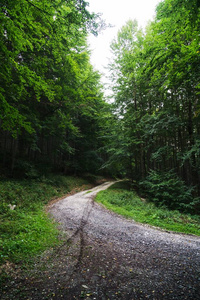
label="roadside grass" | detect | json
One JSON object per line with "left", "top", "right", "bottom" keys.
{"left": 95, "top": 181, "right": 200, "bottom": 236}
{"left": 0, "top": 175, "right": 92, "bottom": 265}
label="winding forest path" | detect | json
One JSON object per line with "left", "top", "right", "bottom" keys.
{"left": 3, "top": 181, "right": 199, "bottom": 300}
{"left": 47, "top": 181, "right": 200, "bottom": 300}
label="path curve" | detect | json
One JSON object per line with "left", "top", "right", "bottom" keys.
{"left": 48, "top": 181, "right": 200, "bottom": 300}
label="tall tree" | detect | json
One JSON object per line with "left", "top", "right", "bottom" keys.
{"left": 107, "top": 0, "right": 200, "bottom": 211}
{"left": 107, "top": 20, "right": 145, "bottom": 179}
{"left": 0, "top": 0, "right": 108, "bottom": 175}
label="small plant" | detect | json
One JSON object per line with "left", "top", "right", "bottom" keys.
{"left": 139, "top": 170, "right": 199, "bottom": 213}
{"left": 95, "top": 182, "right": 200, "bottom": 236}
{"left": 0, "top": 175, "right": 92, "bottom": 265}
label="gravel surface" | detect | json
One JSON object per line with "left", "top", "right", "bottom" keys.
{"left": 1, "top": 181, "right": 200, "bottom": 299}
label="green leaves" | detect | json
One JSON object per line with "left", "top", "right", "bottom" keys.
{"left": 139, "top": 170, "right": 197, "bottom": 212}
{"left": 107, "top": 0, "right": 200, "bottom": 206}
{"left": 0, "top": 0, "right": 109, "bottom": 175}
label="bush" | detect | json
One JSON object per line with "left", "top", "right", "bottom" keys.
{"left": 139, "top": 170, "right": 199, "bottom": 213}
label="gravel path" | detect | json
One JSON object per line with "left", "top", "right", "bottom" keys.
{"left": 47, "top": 181, "right": 200, "bottom": 300}
{"left": 2, "top": 181, "right": 200, "bottom": 300}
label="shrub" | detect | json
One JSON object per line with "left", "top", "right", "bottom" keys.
{"left": 139, "top": 170, "right": 199, "bottom": 213}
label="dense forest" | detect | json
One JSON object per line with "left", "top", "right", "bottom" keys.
{"left": 0, "top": 0, "right": 200, "bottom": 213}
{"left": 0, "top": 0, "right": 108, "bottom": 177}
{"left": 106, "top": 0, "right": 200, "bottom": 213}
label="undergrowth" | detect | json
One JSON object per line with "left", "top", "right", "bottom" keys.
{"left": 95, "top": 181, "right": 200, "bottom": 236}
{"left": 139, "top": 170, "right": 200, "bottom": 214}
{"left": 0, "top": 175, "right": 91, "bottom": 265}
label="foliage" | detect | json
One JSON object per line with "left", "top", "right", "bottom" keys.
{"left": 103, "top": 20, "right": 144, "bottom": 179}
{"left": 1, "top": 0, "right": 200, "bottom": 216}
{"left": 95, "top": 182, "right": 200, "bottom": 236}
{"left": 139, "top": 170, "right": 200, "bottom": 213}
{"left": 107, "top": 0, "right": 200, "bottom": 211}
{"left": 0, "top": 175, "right": 91, "bottom": 264}
{"left": 0, "top": 207, "right": 59, "bottom": 263}
{"left": 0, "top": 0, "right": 108, "bottom": 176}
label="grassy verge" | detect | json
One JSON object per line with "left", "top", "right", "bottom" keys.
{"left": 95, "top": 181, "right": 200, "bottom": 236}
{"left": 0, "top": 175, "right": 93, "bottom": 265}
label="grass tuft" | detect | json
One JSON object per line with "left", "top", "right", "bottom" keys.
{"left": 0, "top": 175, "right": 91, "bottom": 264}
{"left": 95, "top": 181, "right": 200, "bottom": 236}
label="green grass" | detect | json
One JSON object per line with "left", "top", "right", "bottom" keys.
{"left": 0, "top": 175, "right": 91, "bottom": 264}
{"left": 95, "top": 181, "right": 200, "bottom": 236}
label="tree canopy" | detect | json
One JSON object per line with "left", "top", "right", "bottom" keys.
{"left": 107, "top": 0, "right": 200, "bottom": 212}
{"left": 0, "top": 0, "right": 199, "bottom": 213}
{"left": 0, "top": 0, "right": 108, "bottom": 176}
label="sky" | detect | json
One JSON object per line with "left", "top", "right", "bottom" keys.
{"left": 87, "top": 0, "right": 161, "bottom": 93}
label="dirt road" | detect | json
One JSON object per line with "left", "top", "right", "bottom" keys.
{"left": 2, "top": 181, "right": 200, "bottom": 300}
{"left": 47, "top": 181, "right": 200, "bottom": 300}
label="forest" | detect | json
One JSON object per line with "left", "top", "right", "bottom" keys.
{"left": 0, "top": 0, "right": 200, "bottom": 214}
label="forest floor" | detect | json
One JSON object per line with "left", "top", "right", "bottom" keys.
{"left": 1, "top": 181, "right": 200, "bottom": 300}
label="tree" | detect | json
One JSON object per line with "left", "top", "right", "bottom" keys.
{"left": 107, "top": 0, "right": 200, "bottom": 211}
{"left": 0, "top": 0, "right": 108, "bottom": 176}
{"left": 107, "top": 20, "right": 146, "bottom": 179}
